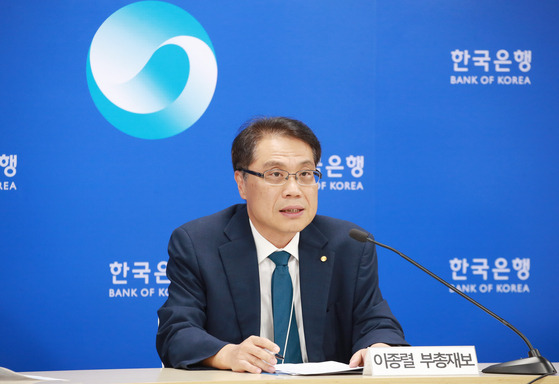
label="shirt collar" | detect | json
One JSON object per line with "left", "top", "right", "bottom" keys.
{"left": 249, "top": 219, "right": 300, "bottom": 263}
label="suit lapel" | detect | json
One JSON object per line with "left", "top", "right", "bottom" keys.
{"left": 219, "top": 206, "right": 261, "bottom": 340}
{"left": 218, "top": 206, "right": 334, "bottom": 357}
{"left": 299, "top": 222, "right": 333, "bottom": 362}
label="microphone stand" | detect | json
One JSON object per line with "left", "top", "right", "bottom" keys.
{"left": 349, "top": 229, "right": 556, "bottom": 375}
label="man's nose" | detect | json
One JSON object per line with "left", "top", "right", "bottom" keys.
{"left": 282, "top": 174, "right": 302, "bottom": 196}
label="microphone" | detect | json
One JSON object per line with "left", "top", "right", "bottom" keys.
{"left": 349, "top": 228, "right": 556, "bottom": 375}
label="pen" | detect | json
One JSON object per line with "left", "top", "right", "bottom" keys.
{"left": 275, "top": 353, "right": 284, "bottom": 360}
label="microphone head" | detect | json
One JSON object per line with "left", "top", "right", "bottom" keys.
{"left": 349, "top": 228, "right": 371, "bottom": 243}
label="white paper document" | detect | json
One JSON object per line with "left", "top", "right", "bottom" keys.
{"left": 274, "top": 361, "right": 362, "bottom": 375}
{"left": 0, "top": 367, "right": 66, "bottom": 382}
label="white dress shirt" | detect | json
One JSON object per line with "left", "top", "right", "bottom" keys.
{"left": 249, "top": 220, "right": 308, "bottom": 362}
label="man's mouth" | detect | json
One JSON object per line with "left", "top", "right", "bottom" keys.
{"left": 280, "top": 207, "right": 304, "bottom": 215}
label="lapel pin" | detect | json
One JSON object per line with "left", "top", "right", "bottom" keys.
{"left": 320, "top": 256, "right": 327, "bottom": 262}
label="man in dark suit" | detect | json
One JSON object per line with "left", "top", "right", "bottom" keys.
{"left": 156, "top": 117, "right": 407, "bottom": 373}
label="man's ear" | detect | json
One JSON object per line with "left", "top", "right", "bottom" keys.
{"left": 234, "top": 170, "right": 247, "bottom": 200}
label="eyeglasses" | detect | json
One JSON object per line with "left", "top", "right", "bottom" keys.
{"left": 238, "top": 168, "right": 322, "bottom": 186}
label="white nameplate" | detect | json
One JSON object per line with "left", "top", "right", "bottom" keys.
{"left": 363, "top": 346, "right": 479, "bottom": 376}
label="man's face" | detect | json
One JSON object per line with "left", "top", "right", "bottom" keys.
{"left": 234, "top": 134, "right": 319, "bottom": 248}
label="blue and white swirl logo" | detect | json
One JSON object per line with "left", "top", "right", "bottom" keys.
{"left": 86, "top": 1, "right": 217, "bottom": 139}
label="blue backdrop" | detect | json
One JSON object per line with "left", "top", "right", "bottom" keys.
{"left": 1, "top": 0, "right": 558, "bottom": 371}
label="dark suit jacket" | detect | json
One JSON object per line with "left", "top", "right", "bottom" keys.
{"left": 156, "top": 204, "right": 407, "bottom": 368}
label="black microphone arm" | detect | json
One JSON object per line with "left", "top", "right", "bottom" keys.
{"left": 349, "top": 228, "right": 556, "bottom": 375}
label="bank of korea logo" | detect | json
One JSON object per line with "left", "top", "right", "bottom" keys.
{"left": 86, "top": 1, "right": 217, "bottom": 139}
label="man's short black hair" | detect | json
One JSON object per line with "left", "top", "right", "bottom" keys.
{"left": 231, "top": 116, "right": 322, "bottom": 171}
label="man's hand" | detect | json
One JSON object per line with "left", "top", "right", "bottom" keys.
{"left": 203, "top": 336, "right": 280, "bottom": 374}
{"left": 349, "top": 342, "right": 390, "bottom": 368}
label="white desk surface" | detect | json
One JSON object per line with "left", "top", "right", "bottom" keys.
{"left": 8, "top": 364, "right": 558, "bottom": 384}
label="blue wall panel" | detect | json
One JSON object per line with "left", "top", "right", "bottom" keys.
{"left": 1, "top": 0, "right": 557, "bottom": 371}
